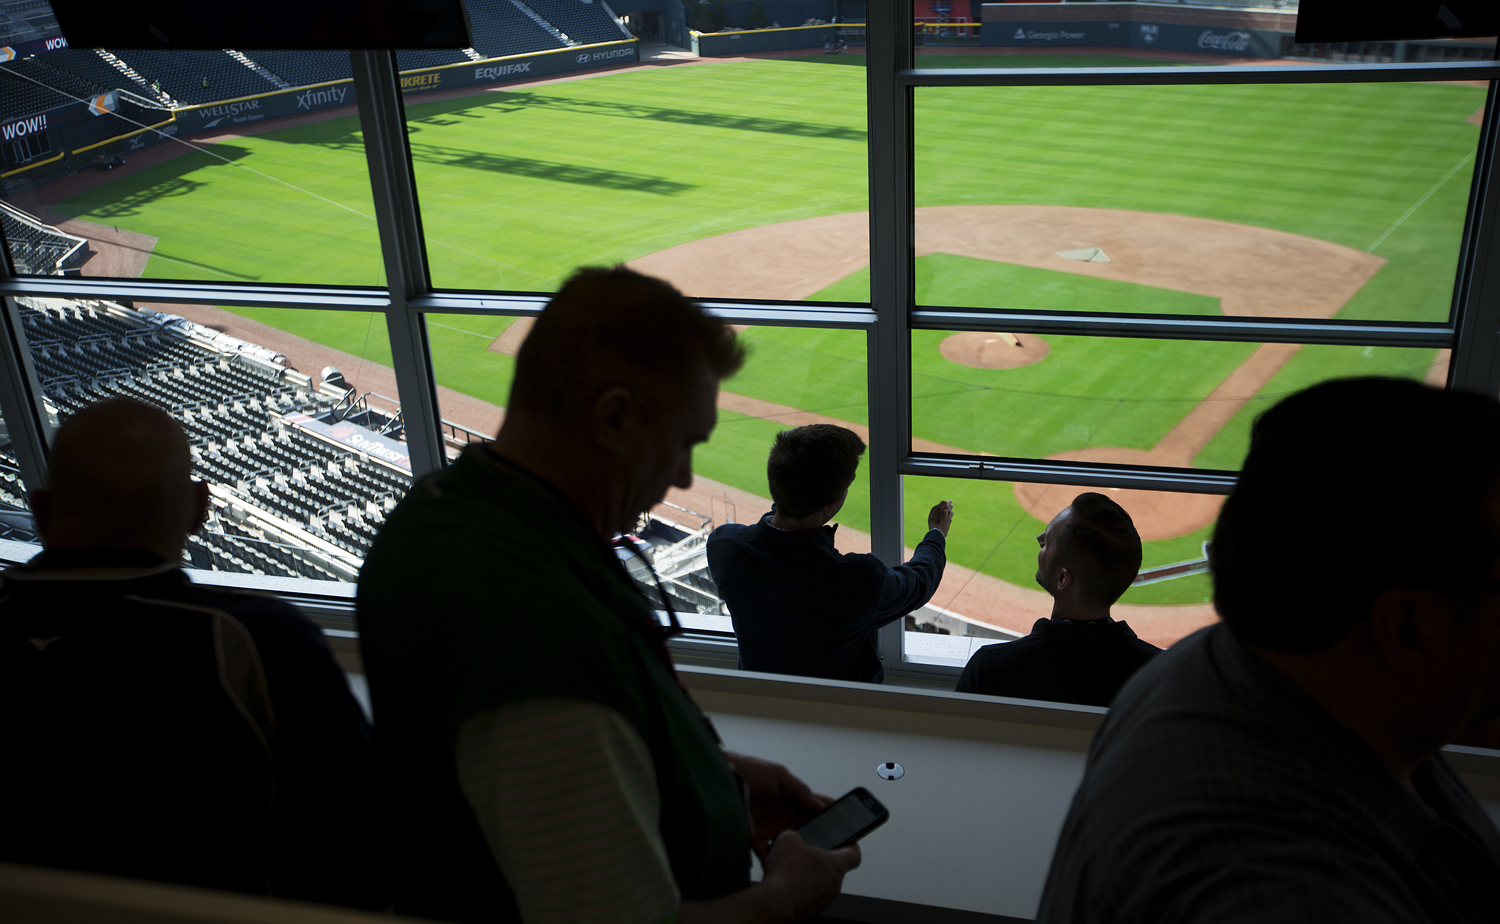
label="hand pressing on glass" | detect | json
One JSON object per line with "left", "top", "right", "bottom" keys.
{"left": 928, "top": 500, "right": 954, "bottom": 536}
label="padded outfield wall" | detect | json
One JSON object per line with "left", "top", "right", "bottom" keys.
{"left": 981, "top": 1, "right": 1295, "bottom": 58}
{"left": 2, "top": 39, "right": 640, "bottom": 193}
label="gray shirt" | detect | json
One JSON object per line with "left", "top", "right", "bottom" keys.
{"left": 1038, "top": 624, "right": 1500, "bottom": 924}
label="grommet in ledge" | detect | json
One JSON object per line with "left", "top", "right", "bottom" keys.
{"left": 876, "top": 761, "right": 904, "bottom": 781}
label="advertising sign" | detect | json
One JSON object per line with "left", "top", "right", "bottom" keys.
{"left": 287, "top": 415, "right": 412, "bottom": 473}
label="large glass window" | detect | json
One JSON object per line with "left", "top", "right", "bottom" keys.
{"left": 0, "top": 7, "right": 1496, "bottom": 705}
{"left": 2, "top": 50, "right": 383, "bottom": 286}
{"left": 428, "top": 314, "right": 870, "bottom": 632}
{"left": 407, "top": 58, "right": 870, "bottom": 301}
{"left": 901, "top": 475, "right": 1218, "bottom": 668}
{"left": 18, "top": 296, "right": 399, "bottom": 582}
{"left": 912, "top": 81, "right": 1485, "bottom": 324}
{"left": 905, "top": 332, "right": 1445, "bottom": 468}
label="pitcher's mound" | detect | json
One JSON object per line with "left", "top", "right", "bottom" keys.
{"left": 1013, "top": 447, "right": 1225, "bottom": 541}
{"left": 941, "top": 332, "right": 1050, "bottom": 369}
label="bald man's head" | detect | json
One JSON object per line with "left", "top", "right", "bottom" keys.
{"left": 33, "top": 398, "right": 208, "bottom": 560}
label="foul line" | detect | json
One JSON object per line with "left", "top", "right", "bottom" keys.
{"left": 1366, "top": 150, "right": 1476, "bottom": 253}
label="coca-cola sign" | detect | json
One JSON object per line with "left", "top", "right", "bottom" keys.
{"left": 1198, "top": 30, "right": 1252, "bottom": 51}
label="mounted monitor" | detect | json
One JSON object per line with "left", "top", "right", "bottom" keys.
{"left": 48, "top": 0, "right": 473, "bottom": 49}
{"left": 1295, "top": 0, "right": 1497, "bottom": 44}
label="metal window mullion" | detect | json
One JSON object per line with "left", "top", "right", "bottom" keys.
{"left": 350, "top": 50, "right": 446, "bottom": 480}
{"left": 900, "top": 60, "right": 1500, "bottom": 88}
{"left": 1449, "top": 79, "right": 1500, "bottom": 395}
{"left": 0, "top": 224, "right": 54, "bottom": 494}
{"left": 0, "top": 277, "right": 390, "bottom": 311}
{"left": 912, "top": 308, "right": 1455, "bottom": 348}
{"left": 902, "top": 454, "right": 1238, "bottom": 495}
{"left": 867, "top": 0, "right": 914, "bottom": 672}
{"left": 0, "top": 295, "right": 54, "bottom": 492}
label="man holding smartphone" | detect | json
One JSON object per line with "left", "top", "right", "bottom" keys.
{"left": 359, "top": 267, "right": 861, "bottom": 924}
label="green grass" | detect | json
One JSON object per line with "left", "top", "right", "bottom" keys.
{"left": 45, "top": 62, "right": 1483, "bottom": 608}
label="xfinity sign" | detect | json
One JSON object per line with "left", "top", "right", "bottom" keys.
{"left": 296, "top": 86, "right": 348, "bottom": 110}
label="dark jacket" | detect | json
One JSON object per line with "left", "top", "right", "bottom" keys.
{"left": 0, "top": 552, "right": 384, "bottom": 908}
{"left": 955, "top": 616, "right": 1159, "bottom": 708}
{"left": 707, "top": 512, "right": 947, "bottom": 683}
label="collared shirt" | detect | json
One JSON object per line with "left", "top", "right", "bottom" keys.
{"left": 706, "top": 512, "right": 947, "bottom": 683}
{"left": 0, "top": 554, "right": 382, "bottom": 907}
{"left": 1038, "top": 623, "right": 1500, "bottom": 924}
{"left": 955, "top": 616, "right": 1159, "bottom": 707}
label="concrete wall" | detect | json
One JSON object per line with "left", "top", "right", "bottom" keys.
{"left": 681, "top": 666, "right": 1500, "bottom": 923}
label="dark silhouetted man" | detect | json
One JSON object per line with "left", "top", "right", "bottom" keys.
{"left": 360, "top": 268, "right": 860, "bottom": 924}
{"left": 0, "top": 398, "right": 382, "bottom": 908}
{"left": 707, "top": 423, "right": 952, "bottom": 683}
{"left": 1039, "top": 378, "right": 1500, "bottom": 923}
{"left": 956, "top": 492, "right": 1158, "bottom": 707}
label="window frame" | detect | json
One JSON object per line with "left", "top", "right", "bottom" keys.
{"left": 0, "top": 22, "right": 1495, "bottom": 686}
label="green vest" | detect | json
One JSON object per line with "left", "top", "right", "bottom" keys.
{"left": 359, "top": 447, "right": 750, "bottom": 921}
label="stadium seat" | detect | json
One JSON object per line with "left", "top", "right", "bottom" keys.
{"left": 34, "top": 48, "right": 141, "bottom": 96}
{"left": 463, "top": 0, "right": 568, "bottom": 59}
{"left": 519, "top": 0, "right": 627, "bottom": 46}
{"left": 15, "top": 296, "right": 412, "bottom": 585}
{"left": 238, "top": 50, "right": 352, "bottom": 88}
{"left": 108, "top": 49, "right": 279, "bottom": 105}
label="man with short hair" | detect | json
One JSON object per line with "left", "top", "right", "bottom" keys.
{"left": 955, "top": 492, "right": 1158, "bottom": 707}
{"left": 1038, "top": 377, "right": 1500, "bottom": 923}
{"left": 0, "top": 397, "right": 382, "bottom": 908}
{"left": 360, "top": 267, "right": 860, "bottom": 924}
{"left": 707, "top": 423, "right": 953, "bottom": 683}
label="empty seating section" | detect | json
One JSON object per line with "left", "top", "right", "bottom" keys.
{"left": 0, "top": 206, "right": 80, "bottom": 276}
{"left": 18, "top": 301, "right": 414, "bottom": 582}
{"left": 240, "top": 50, "right": 352, "bottom": 88}
{"left": 35, "top": 48, "right": 138, "bottom": 95}
{"left": 0, "top": 0, "right": 56, "bottom": 44}
{"left": 395, "top": 49, "right": 474, "bottom": 71}
{"left": 464, "top": 0, "right": 567, "bottom": 58}
{"left": 0, "top": 60, "right": 87, "bottom": 117}
{"left": 520, "top": 0, "right": 624, "bottom": 46}
{"left": 111, "top": 49, "right": 278, "bottom": 105}
{"left": 8, "top": 55, "right": 105, "bottom": 104}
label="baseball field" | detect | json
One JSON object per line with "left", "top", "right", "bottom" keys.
{"left": 36, "top": 54, "right": 1486, "bottom": 615}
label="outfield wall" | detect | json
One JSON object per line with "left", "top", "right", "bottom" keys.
{"left": 2, "top": 39, "right": 640, "bottom": 193}
{"left": 694, "top": 22, "right": 864, "bottom": 55}
{"left": 981, "top": 1, "right": 1295, "bottom": 57}
{"left": 173, "top": 39, "right": 640, "bottom": 136}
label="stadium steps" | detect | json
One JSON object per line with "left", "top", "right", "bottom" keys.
{"left": 509, "top": 0, "right": 576, "bottom": 46}
{"left": 94, "top": 49, "right": 174, "bottom": 106}
{"left": 240, "top": 50, "right": 352, "bottom": 88}
{"left": 518, "top": 0, "right": 629, "bottom": 47}
{"left": 110, "top": 49, "right": 281, "bottom": 106}
{"left": 463, "top": 0, "right": 567, "bottom": 58}
{"left": 227, "top": 50, "right": 291, "bottom": 89}
{"left": 395, "top": 48, "right": 474, "bottom": 71}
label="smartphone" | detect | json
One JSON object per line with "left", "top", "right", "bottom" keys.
{"left": 795, "top": 787, "right": 890, "bottom": 851}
